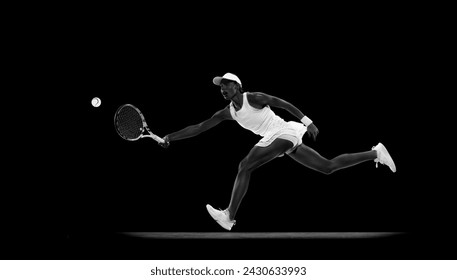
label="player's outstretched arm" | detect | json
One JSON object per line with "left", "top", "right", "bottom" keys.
{"left": 159, "top": 106, "right": 232, "bottom": 147}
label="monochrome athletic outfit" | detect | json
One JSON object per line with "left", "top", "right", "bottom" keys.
{"left": 229, "top": 92, "right": 307, "bottom": 156}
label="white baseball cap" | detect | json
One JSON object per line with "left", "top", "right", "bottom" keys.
{"left": 212, "top": 73, "right": 242, "bottom": 87}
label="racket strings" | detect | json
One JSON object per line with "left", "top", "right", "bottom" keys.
{"left": 116, "top": 106, "right": 143, "bottom": 140}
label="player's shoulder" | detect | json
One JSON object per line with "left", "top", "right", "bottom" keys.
{"left": 247, "top": 91, "right": 269, "bottom": 99}
{"left": 246, "top": 91, "right": 270, "bottom": 107}
{"left": 246, "top": 91, "right": 263, "bottom": 97}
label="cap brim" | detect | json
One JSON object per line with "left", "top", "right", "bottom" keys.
{"left": 212, "top": 76, "right": 223, "bottom": 86}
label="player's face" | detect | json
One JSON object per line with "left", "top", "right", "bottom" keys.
{"left": 220, "top": 80, "right": 238, "bottom": 100}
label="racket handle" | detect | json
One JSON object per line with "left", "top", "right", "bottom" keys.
{"left": 150, "top": 134, "right": 165, "bottom": 143}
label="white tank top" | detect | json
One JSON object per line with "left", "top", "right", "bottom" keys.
{"left": 229, "top": 93, "right": 286, "bottom": 137}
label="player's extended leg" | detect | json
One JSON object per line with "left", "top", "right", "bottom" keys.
{"left": 207, "top": 138, "right": 294, "bottom": 230}
{"left": 288, "top": 144, "right": 377, "bottom": 175}
{"left": 226, "top": 139, "right": 294, "bottom": 220}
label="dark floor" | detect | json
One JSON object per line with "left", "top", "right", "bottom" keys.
{"left": 123, "top": 232, "right": 402, "bottom": 239}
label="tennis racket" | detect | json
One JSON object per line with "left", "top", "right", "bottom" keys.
{"left": 114, "top": 104, "right": 165, "bottom": 143}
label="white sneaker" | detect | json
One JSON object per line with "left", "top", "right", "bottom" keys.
{"left": 372, "top": 142, "right": 396, "bottom": 173}
{"left": 206, "top": 204, "right": 236, "bottom": 231}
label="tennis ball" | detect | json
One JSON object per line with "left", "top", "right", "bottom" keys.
{"left": 91, "top": 97, "right": 101, "bottom": 107}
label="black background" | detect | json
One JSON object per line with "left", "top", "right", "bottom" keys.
{"left": 3, "top": 6, "right": 453, "bottom": 260}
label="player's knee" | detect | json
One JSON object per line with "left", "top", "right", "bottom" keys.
{"left": 238, "top": 158, "right": 248, "bottom": 172}
{"left": 319, "top": 167, "right": 332, "bottom": 175}
{"left": 321, "top": 162, "right": 336, "bottom": 175}
{"left": 323, "top": 168, "right": 334, "bottom": 175}
{"left": 238, "top": 158, "right": 255, "bottom": 173}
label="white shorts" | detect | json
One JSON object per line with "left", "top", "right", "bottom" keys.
{"left": 255, "top": 121, "right": 307, "bottom": 157}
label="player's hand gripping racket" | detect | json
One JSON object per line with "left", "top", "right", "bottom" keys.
{"left": 114, "top": 104, "right": 165, "bottom": 144}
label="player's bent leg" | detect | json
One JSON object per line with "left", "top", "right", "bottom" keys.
{"left": 288, "top": 144, "right": 377, "bottom": 175}
{"left": 226, "top": 139, "right": 293, "bottom": 220}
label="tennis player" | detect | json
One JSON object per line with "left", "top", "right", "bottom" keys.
{"left": 160, "top": 73, "right": 396, "bottom": 231}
